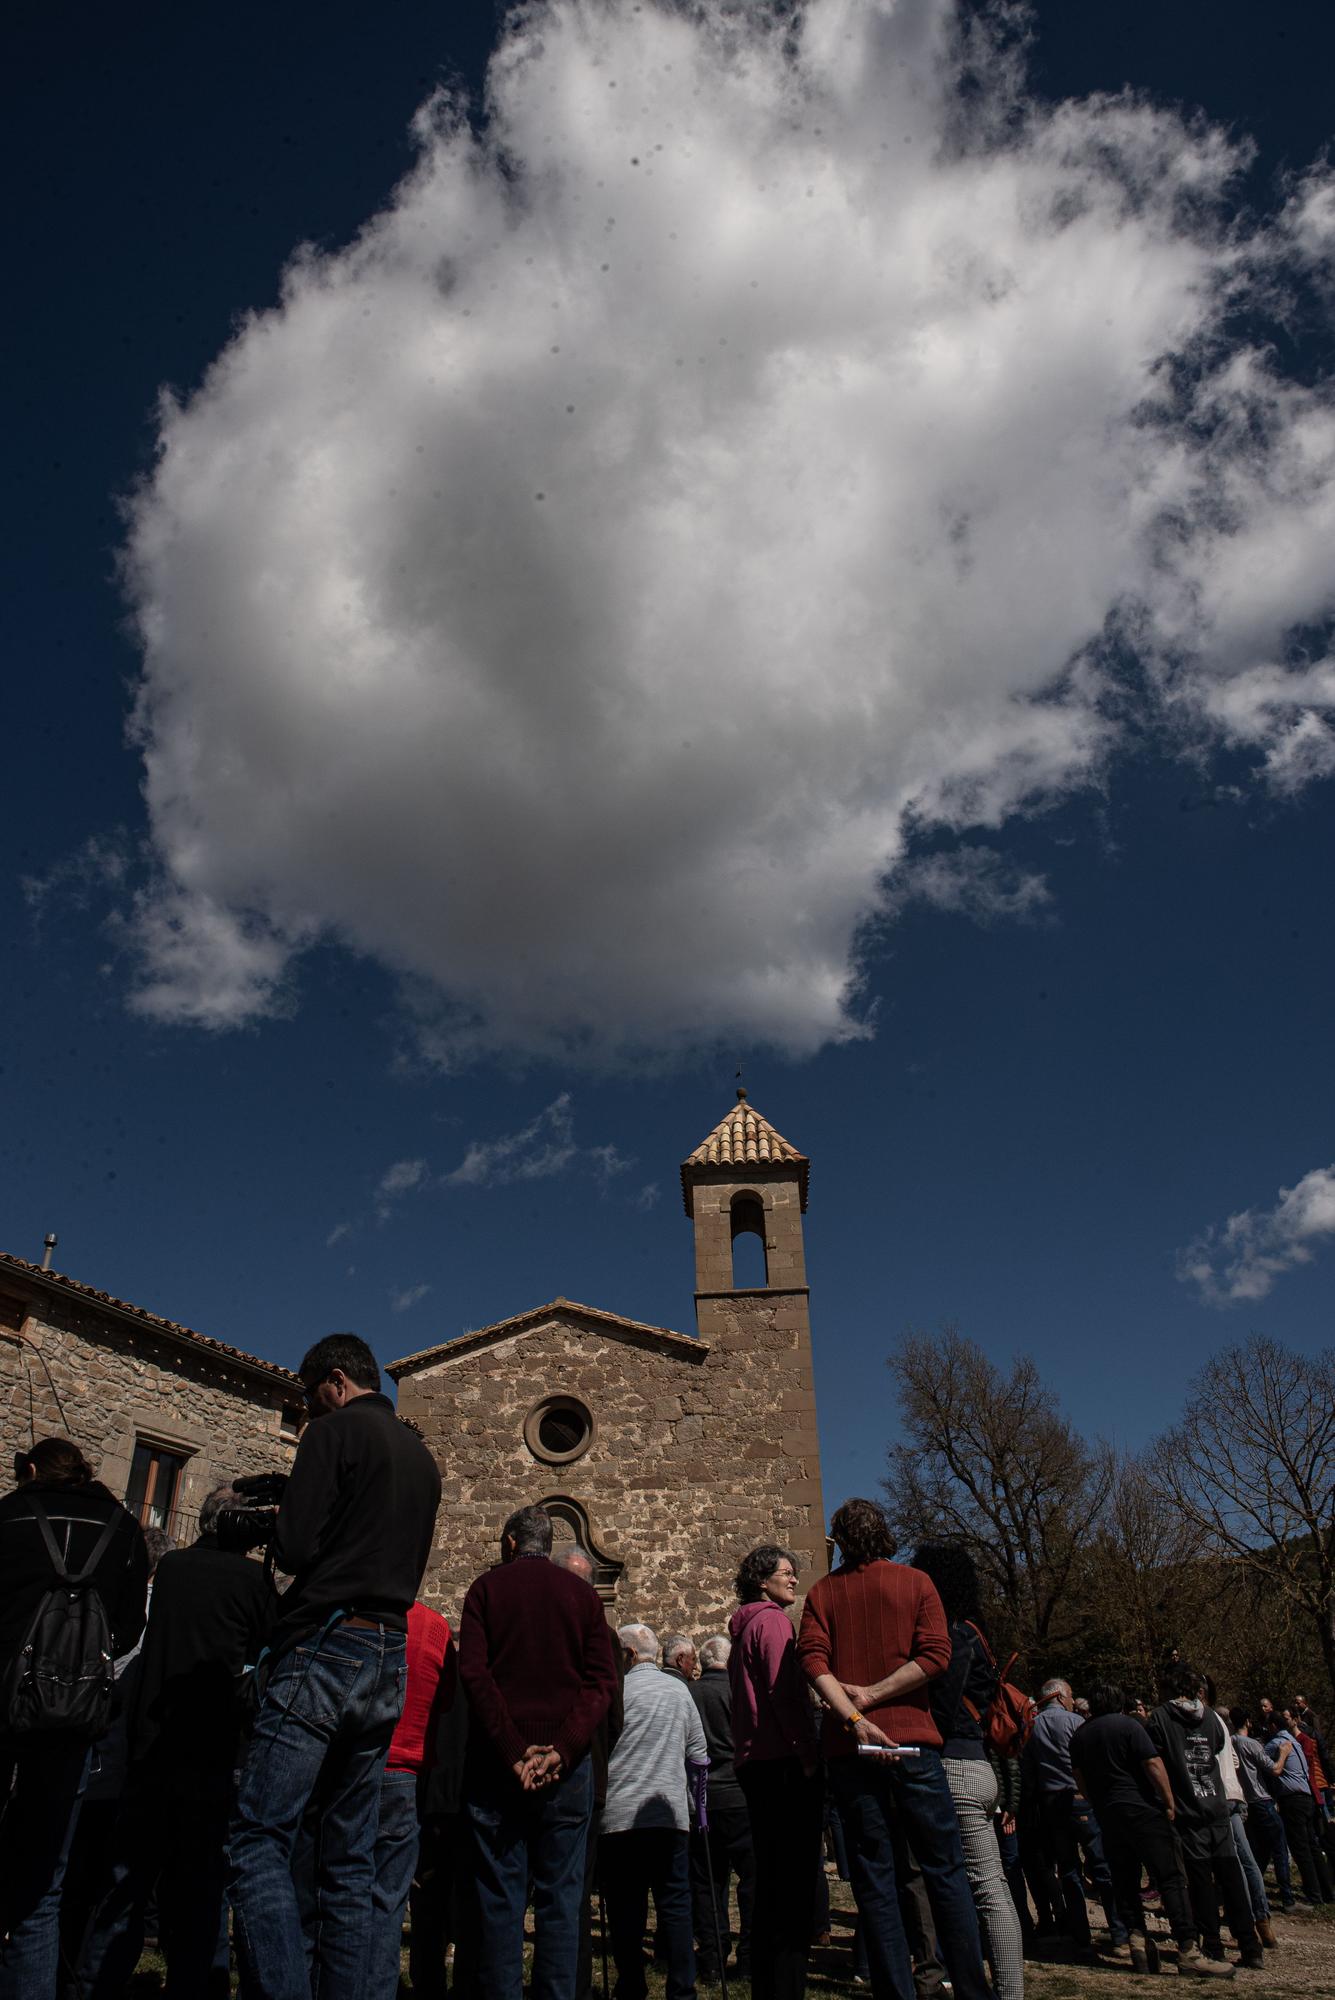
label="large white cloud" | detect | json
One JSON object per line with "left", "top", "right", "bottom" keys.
{"left": 1178, "top": 1165, "right": 1335, "bottom": 1305}
{"left": 122, "top": 0, "right": 1335, "bottom": 1062}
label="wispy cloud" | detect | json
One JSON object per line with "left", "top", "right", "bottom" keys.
{"left": 375, "top": 1157, "right": 430, "bottom": 1222}
{"left": 1178, "top": 1165, "right": 1335, "bottom": 1305}
{"left": 115, "top": 0, "right": 1335, "bottom": 1066}
{"left": 446, "top": 1095, "right": 635, "bottom": 1191}
{"left": 390, "top": 1282, "right": 432, "bottom": 1313}
{"left": 882, "top": 848, "right": 1053, "bottom": 927}
{"left": 634, "top": 1182, "right": 661, "bottom": 1212}
{"left": 325, "top": 1221, "right": 352, "bottom": 1248}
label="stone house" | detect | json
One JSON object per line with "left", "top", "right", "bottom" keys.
{"left": 0, "top": 1253, "right": 302, "bottom": 1539}
{"left": 392, "top": 1093, "right": 827, "bottom": 1632}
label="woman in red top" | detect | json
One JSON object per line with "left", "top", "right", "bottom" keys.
{"left": 370, "top": 1601, "right": 454, "bottom": 1999}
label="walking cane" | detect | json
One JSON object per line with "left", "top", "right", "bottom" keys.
{"left": 597, "top": 1871, "right": 611, "bottom": 2000}
{"left": 691, "top": 1763, "right": 730, "bottom": 2000}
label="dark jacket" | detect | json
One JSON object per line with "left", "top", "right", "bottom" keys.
{"left": 270, "top": 1392, "right": 441, "bottom": 1659}
{"left": 927, "top": 1620, "right": 995, "bottom": 1762}
{"left": 458, "top": 1555, "right": 618, "bottom": 1778}
{"left": 691, "top": 1665, "right": 744, "bottom": 1808}
{"left": 1148, "top": 1701, "right": 1229, "bottom": 1828}
{"left": 0, "top": 1479, "right": 148, "bottom": 1671}
{"left": 128, "top": 1538, "right": 276, "bottom": 1800}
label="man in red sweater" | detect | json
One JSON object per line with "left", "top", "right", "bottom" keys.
{"left": 797, "top": 1497, "right": 989, "bottom": 2000}
{"left": 458, "top": 1504, "right": 617, "bottom": 2000}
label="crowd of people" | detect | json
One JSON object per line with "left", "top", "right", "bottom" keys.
{"left": 2, "top": 1333, "right": 1333, "bottom": 2000}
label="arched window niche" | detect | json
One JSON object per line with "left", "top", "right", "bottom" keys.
{"left": 542, "top": 1495, "right": 624, "bottom": 1605}
{"left": 729, "top": 1190, "right": 769, "bottom": 1289}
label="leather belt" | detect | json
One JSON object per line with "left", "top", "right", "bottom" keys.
{"left": 340, "top": 1614, "right": 383, "bottom": 1629}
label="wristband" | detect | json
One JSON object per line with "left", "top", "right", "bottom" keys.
{"left": 846, "top": 1709, "right": 863, "bottom": 1731}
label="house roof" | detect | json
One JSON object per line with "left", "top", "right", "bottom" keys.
{"left": 0, "top": 1251, "right": 302, "bottom": 1390}
{"left": 680, "top": 1091, "right": 809, "bottom": 1213}
{"left": 388, "top": 1296, "right": 706, "bottom": 1377}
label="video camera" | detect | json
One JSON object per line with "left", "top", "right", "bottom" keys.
{"left": 213, "top": 1472, "right": 288, "bottom": 1555}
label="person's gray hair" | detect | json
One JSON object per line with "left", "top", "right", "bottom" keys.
{"left": 552, "top": 1548, "right": 594, "bottom": 1582}
{"left": 1039, "top": 1677, "right": 1072, "bottom": 1704}
{"left": 197, "top": 1485, "right": 240, "bottom": 1537}
{"left": 142, "top": 1527, "right": 175, "bottom": 1572}
{"left": 501, "top": 1505, "right": 552, "bottom": 1557}
{"left": 698, "top": 1635, "right": 731, "bottom": 1670}
{"left": 618, "top": 1622, "right": 658, "bottom": 1663}
{"left": 661, "top": 1632, "right": 694, "bottom": 1667}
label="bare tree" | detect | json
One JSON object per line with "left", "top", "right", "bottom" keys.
{"left": 1088, "top": 1451, "right": 1211, "bottom": 1693}
{"left": 1151, "top": 1335, "right": 1335, "bottom": 1712}
{"left": 884, "top": 1326, "right": 1112, "bottom": 1674}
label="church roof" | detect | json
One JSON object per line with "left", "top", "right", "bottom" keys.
{"left": 387, "top": 1296, "right": 706, "bottom": 1378}
{"left": 680, "top": 1093, "right": 809, "bottom": 1214}
{"left": 0, "top": 1250, "right": 302, "bottom": 1389}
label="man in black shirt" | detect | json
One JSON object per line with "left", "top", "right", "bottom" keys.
{"left": 1148, "top": 1664, "right": 1263, "bottom": 1973}
{"left": 227, "top": 1334, "right": 441, "bottom": 2000}
{"left": 1070, "top": 1683, "right": 1224, "bottom": 1977}
{"left": 78, "top": 1483, "right": 276, "bottom": 1996}
{"left": 689, "top": 1634, "right": 755, "bottom": 1982}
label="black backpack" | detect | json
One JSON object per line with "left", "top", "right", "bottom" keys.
{"left": 5, "top": 1493, "right": 122, "bottom": 1738}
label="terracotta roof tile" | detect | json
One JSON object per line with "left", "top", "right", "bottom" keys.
{"left": 0, "top": 1251, "right": 302, "bottom": 1388}
{"left": 680, "top": 1093, "right": 809, "bottom": 1213}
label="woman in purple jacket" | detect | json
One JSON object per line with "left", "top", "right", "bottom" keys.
{"left": 728, "top": 1544, "right": 821, "bottom": 2000}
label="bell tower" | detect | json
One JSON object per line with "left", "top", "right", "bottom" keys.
{"left": 680, "top": 1091, "right": 826, "bottom": 1586}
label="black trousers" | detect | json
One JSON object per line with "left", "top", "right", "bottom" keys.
{"left": 1098, "top": 1801, "right": 1196, "bottom": 1945}
{"left": 1176, "top": 1816, "right": 1258, "bottom": 1956}
{"left": 601, "top": 1827, "right": 695, "bottom": 2000}
{"left": 737, "top": 1757, "right": 823, "bottom": 2000}
{"left": 78, "top": 1791, "right": 230, "bottom": 1999}
{"left": 689, "top": 1799, "right": 754, "bottom": 1969}
{"left": 1277, "top": 1792, "right": 1334, "bottom": 1904}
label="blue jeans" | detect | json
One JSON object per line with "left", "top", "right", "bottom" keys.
{"left": 466, "top": 1751, "right": 593, "bottom": 2000}
{"left": 0, "top": 1732, "right": 89, "bottom": 2000}
{"left": 371, "top": 1769, "right": 422, "bottom": 1999}
{"left": 227, "top": 1621, "right": 407, "bottom": 2000}
{"left": 1246, "top": 1797, "right": 1294, "bottom": 1904}
{"left": 1229, "top": 1803, "right": 1270, "bottom": 1922}
{"left": 829, "top": 1749, "right": 990, "bottom": 2000}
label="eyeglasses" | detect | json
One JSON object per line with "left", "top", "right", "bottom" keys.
{"left": 302, "top": 1372, "right": 333, "bottom": 1407}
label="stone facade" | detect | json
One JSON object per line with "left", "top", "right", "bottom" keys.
{"left": 0, "top": 1257, "right": 301, "bottom": 1536}
{"left": 391, "top": 1096, "right": 827, "bottom": 1635}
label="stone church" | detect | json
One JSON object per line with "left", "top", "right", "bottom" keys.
{"left": 1, "top": 1093, "right": 826, "bottom": 1634}
{"left": 393, "top": 1093, "right": 827, "bottom": 1631}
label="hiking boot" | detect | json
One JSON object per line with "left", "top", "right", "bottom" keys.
{"left": 1178, "top": 1942, "right": 1235, "bottom": 1978}
{"left": 1130, "top": 1934, "right": 1161, "bottom": 1974}
{"left": 1236, "top": 1949, "right": 1265, "bottom": 1971}
{"left": 1256, "top": 1918, "right": 1277, "bottom": 1948}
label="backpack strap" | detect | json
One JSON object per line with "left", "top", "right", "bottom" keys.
{"left": 964, "top": 1619, "right": 998, "bottom": 1669}
{"left": 24, "top": 1491, "right": 123, "bottom": 1586}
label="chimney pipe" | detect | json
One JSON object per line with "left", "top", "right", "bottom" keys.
{"left": 41, "top": 1232, "right": 57, "bottom": 1272}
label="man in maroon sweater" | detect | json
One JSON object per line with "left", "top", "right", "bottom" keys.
{"left": 797, "top": 1498, "right": 989, "bottom": 2000}
{"left": 458, "top": 1504, "right": 617, "bottom": 2000}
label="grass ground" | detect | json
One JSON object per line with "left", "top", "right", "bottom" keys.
{"left": 126, "top": 1877, "right": 1335, "bottom": 1995}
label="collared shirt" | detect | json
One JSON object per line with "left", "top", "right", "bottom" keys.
{"left": 1027, "top": 1703, "right": 1084, "bottom": 1793}
{"left": 1266, "top": 1729, "right": 1312, "bottom": 1796}
{"left": 602, "top": 1664, "right": 706, "bottom": 1834}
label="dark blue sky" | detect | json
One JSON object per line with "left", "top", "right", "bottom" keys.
{"left": 4, "top": 1, "right": 1332, "bottom": 1512}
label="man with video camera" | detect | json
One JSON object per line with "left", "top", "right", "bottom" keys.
{"left": 227, "top": 1333, "right": 441, "bottom": 2000}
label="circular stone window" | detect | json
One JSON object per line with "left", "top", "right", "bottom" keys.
{"left": 524, "top": 1394, "right": 595, "bottom": 1465}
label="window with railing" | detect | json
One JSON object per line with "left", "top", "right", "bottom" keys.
{"left": 125, "top": 1439, "right": 190, "bottom": 1534}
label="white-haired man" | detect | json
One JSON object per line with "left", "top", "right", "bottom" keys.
{"left": 601, "top": 1624, "right": 707, "bottom": 2000}
{"left": 661, "top": 1633, "right": 698, "bottom": 1686}
{"left": 689, "top": 1634, "right": 754, "bottom": 1983}
{"left": 1025, "top": 1676, "right": 1126, "bottom": 1955}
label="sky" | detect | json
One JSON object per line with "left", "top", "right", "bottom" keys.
{"left": 4, "top": 0, "right": 1333, "bottom": 1515}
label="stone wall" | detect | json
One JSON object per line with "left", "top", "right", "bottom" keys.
{"left": 0, "top": 1290, "right": 300, "bottom": 1536}
{"left": 396, "top": 1301, "right": 827, "bottom": 1636}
